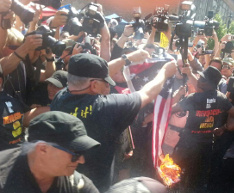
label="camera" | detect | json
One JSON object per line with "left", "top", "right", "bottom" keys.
{"left": 63, "top": 2, "right": 104, "bottom": 37}
{"left": 197, "top": 29, "right": 204, "bottom": 36}
{"left": 1, "top": 0, "right": 62, "bottom": 29}
{"left": 81, "top": 3, "right": 104, "bottom": 37}
{"left": 200, "top": 50, "right": 213, "bottom": 55}
{"left": 132, "top": 19, "right": 145, "bottom": 40}
{"left": 0, "top": 0, "right": 35, "bottom": 29}
{"left": 26, "top": 25, "right": 66, "bottom": 56}
{"left": 62, "top": 7, "right": 83, "bottom": 36}
{"left": 151, "top": 6, "right": 169, "bottom": 32}
{"left": 169, "top": 1, "right": 219, "bottom": 52}
{"left": 55, "top": 58, "right": 65, "bottom": 70}
{"left": 203, "top": 11, "right": 219, "bottom": 36}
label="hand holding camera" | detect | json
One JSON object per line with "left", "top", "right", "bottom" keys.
{"left": 50, "top": 9, "right": 69, "bottom": 28}
{"left": 23, "top": 34, "right": 43, "bottom": 50}
{"left": 71, "top": 43, "right": 83, "bottom": 55}
{"left": 122, "top": 25, "right": 134, "bottom": 38}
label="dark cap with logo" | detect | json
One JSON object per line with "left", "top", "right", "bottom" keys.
{"left": 28, "top": 111, "right": 100, "bottom": 152}
{"left": 46, "top": 70, "right": 68, "bottom": 88}
{"left": 68, "top": 53, "right": 116, "bottom": 86}
{"left": 105, "top": 177, "right": 166, "bottom": 193}
{"left": 198, "top": 66, "right": 222, "bottom": 87}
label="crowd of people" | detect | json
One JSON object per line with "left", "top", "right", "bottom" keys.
{"left": 0, "top": 0, "right": 234, "bottom": 193}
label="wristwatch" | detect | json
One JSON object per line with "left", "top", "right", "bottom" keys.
{"left": 46, "top": 57, "right": 55, "bottom": 62}
{"left": 121, "top": 54, "right": 132, "bottom": 66}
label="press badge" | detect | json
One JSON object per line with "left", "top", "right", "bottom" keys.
{"left": 5, "top": 102, "right": 14, "bottom": 113}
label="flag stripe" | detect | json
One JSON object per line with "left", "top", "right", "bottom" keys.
{"left": 152, "top": 79, "right": 173, "bottom": 169}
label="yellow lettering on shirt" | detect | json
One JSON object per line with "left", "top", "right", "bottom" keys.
{"left": 3, "top": 112, "right": 23, "bottom": 125}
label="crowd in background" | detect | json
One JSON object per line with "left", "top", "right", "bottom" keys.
{"left": 0, "top": 0, "right": 234, "bottom": 193}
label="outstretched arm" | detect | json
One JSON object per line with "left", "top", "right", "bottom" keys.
{"left": 138, "top": 61, "right": 177, "bottom": 109}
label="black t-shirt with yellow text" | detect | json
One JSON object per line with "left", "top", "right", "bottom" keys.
{"left": 0, "top": 91, "right": 29, "bottom": 151}
{"left": 51, "top": 88, "right": 141, "bottom": 192}
{"left": 179, "top": 90, "right": 232, "bottom": 143}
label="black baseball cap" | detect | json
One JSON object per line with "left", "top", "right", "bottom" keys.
{"left": 105, "top": 177, "right": 166, "bottom": 193}
{"left": 198, "top": 66, "right": 222, "bottom": 87}
{"left": 68, "top": 53, "right": 116, "bottom": 86}
{"left": 28, "top": 111, "right": 100, "bottom": 152}
{"left": 46, "top": 70, "right": 68, "bottom": 88}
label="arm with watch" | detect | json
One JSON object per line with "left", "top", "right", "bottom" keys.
{"left": 110, "top": 25, "right": 134, "bottom": 60}
{"left": 39, "top": 48, "right": 56, "bottom": 82}
{"left": 0, "top": 34, "right": 43, "bottom": 76}
{"left": 108, "top": 49, "right": 150, "bottom": 78}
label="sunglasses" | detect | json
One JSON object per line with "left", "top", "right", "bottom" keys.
{"left": 222, "top": 64, "right": 230, "bottom": 69}
{"left": 51, "top": 144, "right": 82, "bottom": 162}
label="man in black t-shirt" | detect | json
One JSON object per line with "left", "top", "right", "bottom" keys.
{"left": 0, "top": 67, "right": 49, "bottom": 151}
{"left": 171, "top": 66, "right": 234, "bottom": 192}
{"left": 0, "top": 111, "right": 100, "bottom": 193}
{"left": 50, "top": 53, "right": 177, "bottom": 192}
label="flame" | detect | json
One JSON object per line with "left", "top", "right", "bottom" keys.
{"left": 158, "top": 154, "right": 181, "bottom": 187}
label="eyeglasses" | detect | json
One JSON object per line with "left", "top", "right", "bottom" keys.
{"left": 222, "top": 65, "right": 230, "bottom": 69}
{"left": 51, "top": 144, "right": 82, "bottom": 162}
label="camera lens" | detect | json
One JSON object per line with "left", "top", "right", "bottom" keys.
{"left": 11, "top": 0, "right": 35, "bottom": 24}
{"left": 46, "top": 36, "right": 66, "bottom": 56}
{"left": 63, "top": 18, "right": 83, "bottom": 36}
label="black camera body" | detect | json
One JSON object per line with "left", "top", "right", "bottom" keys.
{"left": 197, "top": 11, "right": 219, "bottom": 36}
{"left": 0, "top": 0, "right": 35, "bottom": 29}
{"left": 151, "top": 7, "right": 169, "bottom": 32}
{"left": 82, "top": 3, "right": 103, "bottom": 37}
{"left": 1, "top": 0, "right": 61, "bottom": 29}
{"left": 175, "top": 22, "right": 192, "bottom": 38}
{"left": 63, "top": 3, "right": 103, "bottom": 37}
{"left": 26, "top": 25, "right": 66, "bottom": 56}
{"left": 132, "top": 18, "right": 145, "bottom": 40}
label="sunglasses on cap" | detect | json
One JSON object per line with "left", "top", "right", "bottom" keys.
{"left": 51, "top": 144, "right": 83, "bottom": 162}
{"left": 222, "top": 64, "right": 230, "bottom": 69}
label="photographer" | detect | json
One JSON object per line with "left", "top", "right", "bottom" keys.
{"left": 172, "top": 66, "right": 234, "bottom": 192}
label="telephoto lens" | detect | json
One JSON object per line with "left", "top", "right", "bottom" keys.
{"left": 11, "top": 0, "right": 35, "bottom": 24}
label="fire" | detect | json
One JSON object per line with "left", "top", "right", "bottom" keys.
{"left": 158, "top": 154, "right": 181, "bottom": 187}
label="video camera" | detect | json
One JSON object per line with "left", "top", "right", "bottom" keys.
{"left": 26, "top": 25, "right": 66, "bottom": 56}
{"left": 169, "top": 1, "right": 219, "bottom": 50}
{"left": 63, "top": 2, "right": 104, "bottom": 37}
{"left": 201, "top": 11, "right": 219, "bottom": 36}
{"left": 0, "top": 0, "right": 62, "bottom": 29}
{"left": 148, "top": 5, "right": 169, "bottom": 32}
{"left": 196, "top": 40, "right": 213, "bottom": 55}
{"left": 69, "top": 36, "right": 97, "bottom": 55}
{"left": 55, "top": 35, "right": 97, "bottom": 70}
{"left": 132, "top": 18, "right": 145, "bottom": 40}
